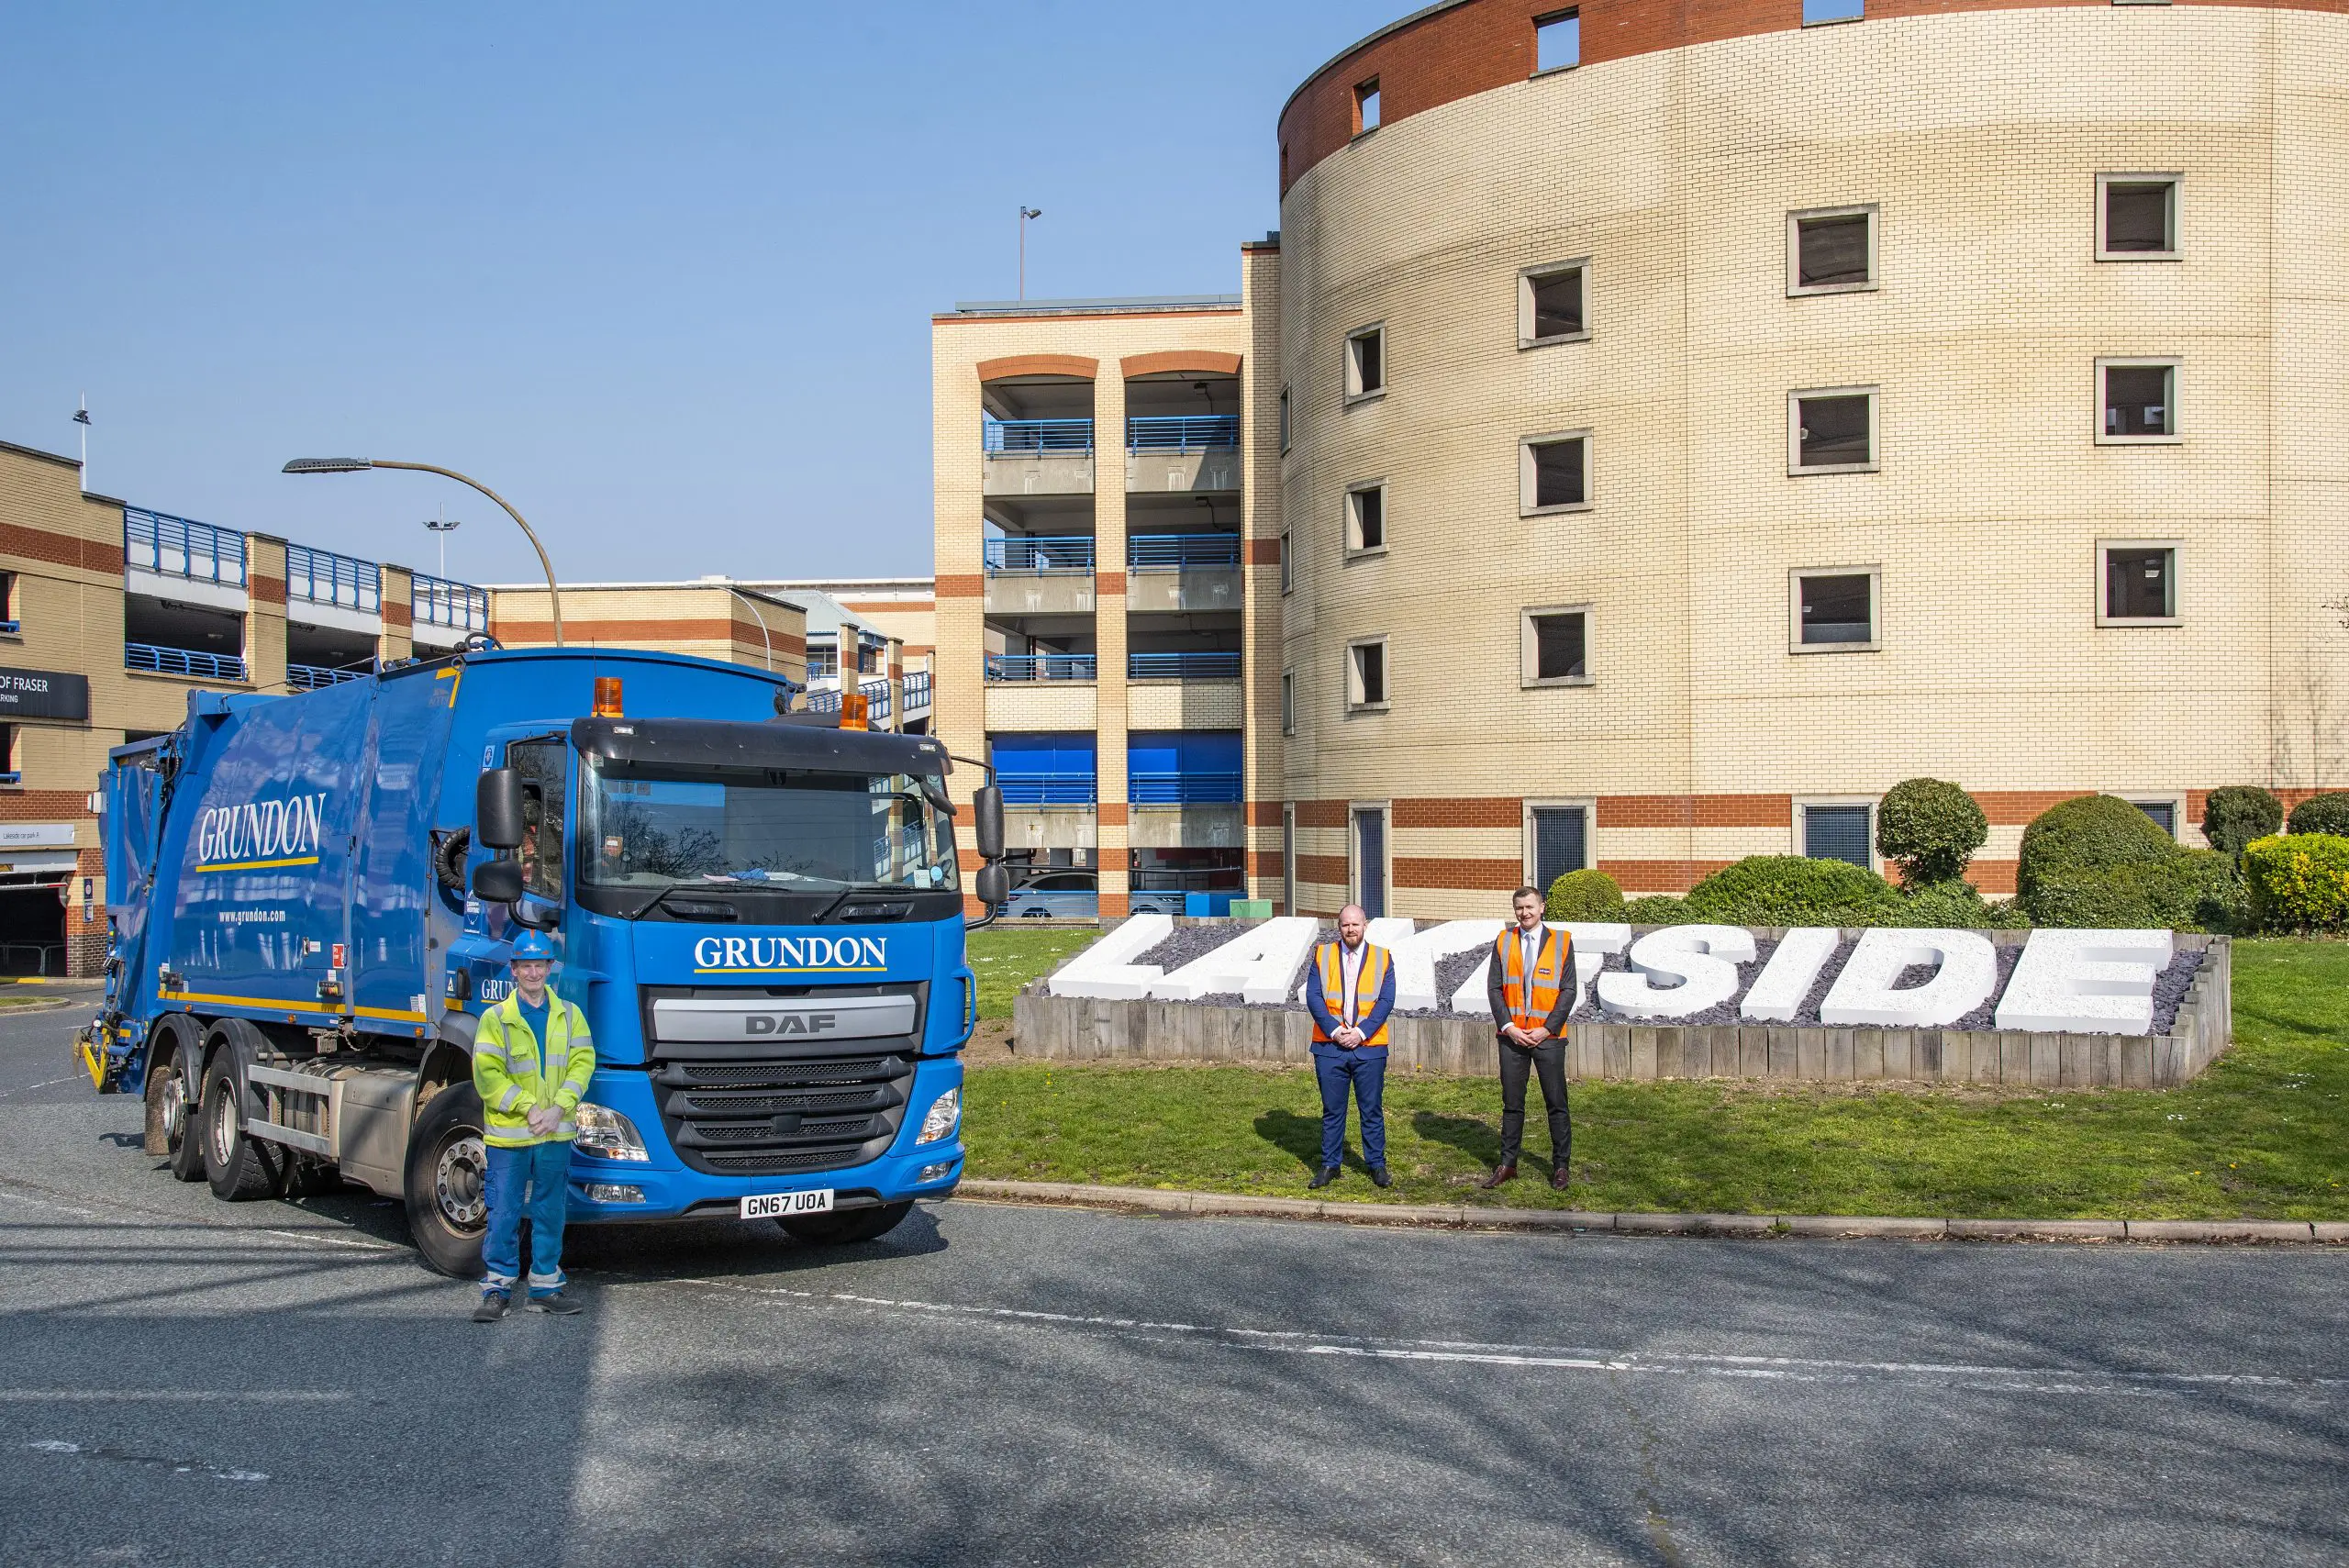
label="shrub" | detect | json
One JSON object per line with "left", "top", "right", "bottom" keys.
{"left": 2286, "top": 792, "right": 2349, "bottom": 839}
{"left": 1545, "top": 868, "right": 1624, "bottom": 920}
{"left": 2243, "top": 832, "right": 2349, "bottom": 933}
{"left": 2021, "top": 850, "right": 2237, "bottom": 931}
{"left": 1884, "top": 877, "right": 1993, "bottom": 929}
{"left": 2200, "top": 785, "right": 2281, "bottom": 861}
{"left": 1682, "top": 855, "right": 1903, "bottom": 927}
{"left": 1620, "top": 895, "right": 1689, "bottom": 925}
{"left": 2016, "top": 794, "right": 2177, "bottom": 909}
{"left": 1876, "top": 778, "right": 1988, "bottom": 885}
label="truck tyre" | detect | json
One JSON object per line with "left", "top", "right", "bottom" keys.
{"left": 778, "top": 1200, "right": 914, "bottom": 1246}
{"left": 200, "top": 1055, "right": 282, "bottom": 1201}
{"left": 143, "top": 1033, "right": 206, "bottom": 1183}
{"left": 404, "top": 1084, "right": 489, "bottom": 1280}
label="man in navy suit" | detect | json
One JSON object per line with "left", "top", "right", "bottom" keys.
{"left": 1303, "top": 904, "right": 1397, "bottom": 1189}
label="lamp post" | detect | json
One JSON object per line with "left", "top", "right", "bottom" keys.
{"left": 284, "top": 458, "right": 562, "bottom": 645}
{"left": 1019, "top": 206, "right": 1041, "bottom": 300}
{"left": 423, "top": 515, "right": 462, "bottom": 579}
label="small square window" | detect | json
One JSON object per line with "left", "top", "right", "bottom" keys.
{"left": 1279, "top": 529, "right": 1292, "bottom": 595}
{"left": 1521, "top": 606, "right": 1591, "bottom": 686}
{"left": 1519, "top": 261, "right": 1588, "bottom": 346}
{"left": 2099, "top": 359, "right": 2179, "bottom": 442}
{"left": 1804, "top": 0, "right": 1865, "bottom": 21}
{"left": 1354, "top": 78, "right": 1381, "bottom": 134}
{"left": 2098, "top": 175, "right": 2179, "bottom": 260}
{"left": 1802, "top": 804, "right": 1874, "bottom": 868}
{"left": 1791, "top": 568, "right": 1880, "bottom": 651}
{"left": 2099, "top": 541, "right": 2179, "bottom": 624}
{"left": 1348, "top": 639, "right": 1388, "bottom": 708}
{"left": 1345, "top": 325, "right": 1386, "bottom": 399}
{"left": 1278, "top": 384, "right": 1291, "bottom": 451}
{"left": 1520, "top": 432, "right": 1590, "bottom": 514}
{"left": 0, "top": 572, "right": 17, "bottom": 632}
{"left": 1281, "top": 671, "right": 1297, "bottom": 735}
{"left": 1789, "top": 388, "right": 1877, "bottom": 473}
{"left": 1346, "top": 484, "right": 1386, "bottom": 552}
{"left": 1528, "top": 804, "right": 1589, "bottom": 890}
{"left": 1535, "top": 9, "right": 1581, "bottom": 72}
{"left": 0, "top": 723, "right": 17, "bottom": 784}
{"left": 2132, "top": 798, "right": 2179, "bottom": 836}
{"left": 1787, "top": 206, "right": 1877, "bottom": 294}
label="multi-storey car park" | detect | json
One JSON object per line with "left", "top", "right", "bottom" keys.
{"left": 935, "top": 0, "right": 2349, "bottom": 921}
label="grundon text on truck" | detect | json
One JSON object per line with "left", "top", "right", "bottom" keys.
{"left": 74, "top": 644, "right": 1010, "bottom": 1274}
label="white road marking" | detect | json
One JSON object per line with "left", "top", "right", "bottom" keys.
{"left": 1, "top": 1389, "right": 351, "bottom": 1402}
{"left": 0, "top": 1183, "right": 401, "bottom": 1253}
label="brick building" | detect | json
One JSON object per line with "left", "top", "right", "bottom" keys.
{"left": 938, "top": 0, "right": 2349, "bottom": 919}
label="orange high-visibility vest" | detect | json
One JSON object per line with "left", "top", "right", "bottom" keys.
{"left": 1495, "top": 925, "right": 1573, "bottom": 1035}
{"left": 1312, "top": 941, "right": 1391, "bottom": 1048}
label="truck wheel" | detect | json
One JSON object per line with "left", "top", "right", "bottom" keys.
{"left": 404, "top": 1085, "right": 489, "bottom": 1280}
{"left": 144, "top": 1038, "right": 206, "bottom": 1183}
{"left": 778, "top": 1201, "right": 914, "bottom": 1246}
{"left": 200, "top": 1056, "right": 282, "bottom": 1202}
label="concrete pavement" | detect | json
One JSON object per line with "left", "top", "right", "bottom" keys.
{"left": 3, "top": 1001, "right": 2343, "bottom": 1566}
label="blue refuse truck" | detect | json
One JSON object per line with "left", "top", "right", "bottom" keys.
{"left": 75, "top": 644, "right": 1009, "bottom": 1274}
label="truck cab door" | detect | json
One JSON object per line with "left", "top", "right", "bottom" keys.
{"left": 456, "top": 727, "right": 571, "bottom": 978}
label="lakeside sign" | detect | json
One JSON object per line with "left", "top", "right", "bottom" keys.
{"left": 1046, "top": 916, "right": 2182, "bottom": 1037}
{"left": 0, "top": 667, "right": 90, "bottom": 722}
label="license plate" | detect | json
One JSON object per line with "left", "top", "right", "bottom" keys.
{"left": 740, "top": 1188, "right": 834, "bottom": 1220}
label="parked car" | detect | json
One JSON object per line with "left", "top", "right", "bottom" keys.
{"left": 997, "top": 871, "right": 1179, "bottom": 919}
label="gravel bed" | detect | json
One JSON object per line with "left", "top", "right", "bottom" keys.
{"left": 2144, "top": 948, "right": 2204, "bottom": 1035}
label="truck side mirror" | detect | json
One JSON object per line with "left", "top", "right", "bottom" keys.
{"left": 477, "top": 768, "right": 526, "bottom": 850}
{"left": 973, "top": 784, "right": 1005, "bottom": 862}
{"left": 472, "top": 858, "right": 525, "bottom": 903}
{"left": 974, "top": 863, "right": 1010, "bottom": 907}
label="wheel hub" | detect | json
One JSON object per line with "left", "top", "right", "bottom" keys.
{"left": 435, "top": 1134, "right": 488, "bottom": 1230}
{"left": 208, "top": 1087, "right": 237, "bottom": 1166}
{"left": 160, "top": 1071, "right": 188, "bottom": 1144}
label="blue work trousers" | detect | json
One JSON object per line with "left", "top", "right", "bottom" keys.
{"left": 1311, "top": 1044, "right": 1387, "bottom": 1170}
{"left": 482, "top": 1140, "right": 573, "bottom": 1296}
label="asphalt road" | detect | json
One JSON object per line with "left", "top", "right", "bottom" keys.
{"left": 2, "top": 995, "right": 2343, "bottom": 1567}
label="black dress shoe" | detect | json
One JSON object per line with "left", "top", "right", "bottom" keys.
{"left": 1479, "top": 1165, "right": 1518, "bottom": 1190}
{"left": 1308, "top": 1166, "right": 1340, "bottom": 1189}
{"left": 1369, "top": 1166, "right": 1393, "bottom": 1189}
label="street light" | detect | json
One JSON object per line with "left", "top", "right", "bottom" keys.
{"left": 1019, "top": 206, "right": 1042, "bottom": 300}
{"left": 422, "top": 515, "right": 462, "bottom": 579}
{"left": 697, "top": 576, "right": 774, "bottom": 673}
{"left": 283, "top": 458, "right": 562, "bottom": 645}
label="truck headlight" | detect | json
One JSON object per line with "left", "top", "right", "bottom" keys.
{"left": 574, "top": 1103, "right": 650, "bottom": 1162}
{"left": 915, "top": 1087, "right": 960, "bottom": 1146}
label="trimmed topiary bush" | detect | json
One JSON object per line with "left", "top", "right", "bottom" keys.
{"left": 1876, "top": 778, "right": 1988, "bottom": 886}
{"left": 1884, "top": 877, "right": 1993, "bottom": 929}
{"left": 2016, "top": 794, "right": 2177, "bottom": 914}
{"left": 2286, "top": 792, "right": 2349, "bottom": 839}
{"left": 2200, "top": 785, "right": 2281, "bottom": 861}
{"left": 1682, "top": 855, "right": 1903, "bottom": 927}
{"left": 1620, "top": 895, "right": 1689, "bottom": 926}
{"left": 1545, "top": 868, "right": 1624, "bottom": 920}
{"left": 2243, "top": 832, "right": 2349, "bottom": 932}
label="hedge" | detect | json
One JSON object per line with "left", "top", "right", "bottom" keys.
{"left": 1876, "top": 778, "right": 1988, "bottom": 884}
{"left": 2286, "top": 792, "right": 2349, "bottom": 840}
{"left": 1681, "top": 856, "right": 1903, "bottom": 927}
{"left": 2201, "top": 785, "right": 2281, "bottom": 860}
{"left": 2017, "top": 795, "right": 2177, "bottom": 907}
{"left": 2243, "top": 833, "right": 2349, "bottom": 933}
{"left": 1545, "top": 868, "right": 1625, "bottom": 920}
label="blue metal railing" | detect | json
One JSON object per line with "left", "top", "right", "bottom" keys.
{"left": 1128, "top": 651, "right": 1241, "bottom": 680}
{"left": 1127, "top": 771, "right": 1243, "bottom": 805}
{"left": 1127, "top": 416, "right": 1239, "bottom": 453}
{"left": 984, "top": 535, "right": 1096, "bottom": 573}
{"left": 997, "top": 776, "right": 1097, "bottom": 806}
{"left": 411, "top": 573, "right": 490, "bottom": 633}
{"left": 1128, "top": 534, "right": 1241, "bottom": 571}
{"left": 984, "top": 417, "right": 1094, "bottom": 455}
{"left": 806, "top": 678, "right": 892, "bottom": 720}
{"left": 986, "top": 653, "right": 1097, "bottom": 682}
{"left": 124, "top": 508, "right": 247, "bottom": 587}
{"left": 284, "top": 544, "right": 381, "bottom": 613}
{"left": 287, "top": 662, "right": 370, "bottom": 691}
{"left": 127, "top": 642, "right": 247, "bottom": 681}
{"left": 902, "top": 671, "right": 931, "bottom": 710}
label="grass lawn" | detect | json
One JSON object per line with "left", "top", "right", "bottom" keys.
{"left": 961, "top": 938, "right": 2349, "bottom": 1221}
{"left": 966, "top": 925, "right": 1100, "bottom": 1021}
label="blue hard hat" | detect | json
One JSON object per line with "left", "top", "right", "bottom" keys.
{"left": 508, "top": 930, "right": 556, "bottom": 964}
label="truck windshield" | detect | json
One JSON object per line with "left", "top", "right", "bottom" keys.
{"left": 578, "top": 757, "right": 957, "bottom": 894}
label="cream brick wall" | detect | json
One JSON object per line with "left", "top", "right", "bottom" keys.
{"left": 1277, "top": 5, "right": 2349, "bottom": 913}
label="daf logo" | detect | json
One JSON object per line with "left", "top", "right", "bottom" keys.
{"left": 743, "top": 1013, "right": 839, "bottom": 1037}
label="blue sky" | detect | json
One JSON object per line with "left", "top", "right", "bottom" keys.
{"left": 0, "top": 2, "right": 1396, "bottom": 585}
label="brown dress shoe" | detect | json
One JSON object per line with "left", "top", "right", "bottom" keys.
{"left": 1479, "top": 1165, "right": 1518, "bottom": 1190}
{"left": 1550, "top": 1166, "right": 1572, "bottom": 1192}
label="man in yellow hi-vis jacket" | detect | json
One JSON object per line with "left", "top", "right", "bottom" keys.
{"left": 471, "top": 930, "right": 595, "bottom": 1321}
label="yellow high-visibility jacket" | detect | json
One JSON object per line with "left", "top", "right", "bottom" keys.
{"left": 473, "top": 990, "right": 596, "bottom": 1148}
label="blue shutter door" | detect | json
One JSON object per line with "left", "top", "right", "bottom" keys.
{"left": 1804, "top": 806, "right": 1873, "bottom": 869}
{"left": 1353, "top": 807, "right": 1386, "bottom": 917}
{"left": 1532, "top": 807, "right": 1587, "bottom": 893}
